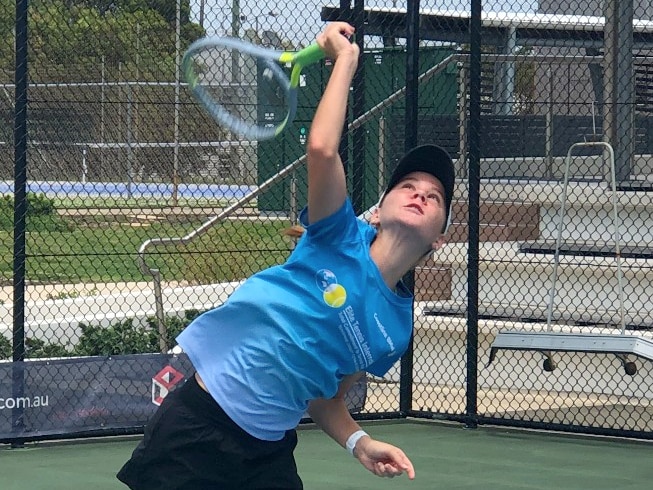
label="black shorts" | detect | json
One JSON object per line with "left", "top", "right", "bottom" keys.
{"left": 117, "top": 374, "right": 302, "bottom": 490}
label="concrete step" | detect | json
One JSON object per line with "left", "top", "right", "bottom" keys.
{"left": 465, "top": 154, "right": 653, "bottom": 181}
{"left": 414, "top": 315, "right": 649, "bottom": 401}
{"left": 417, "top": 242, "right": 653, "bottom": 322}
{"left": 446, "top": 200, "right": 540, "bottom": 243}
{"left": 413, "top": 181, "right": 653, "bottom": 305}
{"left": 472, "top": 180, "right": 653, "bottom": 243}
{"left": 418, "top": 299, "right": 653, "bottom": 331}
{"left": 381, "top": 314, "right": 653, "bottom": 400}
{"left": 519, "top": 241, "right": 653, "bottom": 259}
{"left": 415, "top": 200, "right": 540, "bottom": 301}
{"left": 414, "top": 264, "right": 451, "bottom": 302}
{"left": 0, "top": 282, "right": 241, "bottom": 346}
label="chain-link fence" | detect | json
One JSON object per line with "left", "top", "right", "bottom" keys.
{"left": 2, "top": 0, "right": 653, "bottom": 444}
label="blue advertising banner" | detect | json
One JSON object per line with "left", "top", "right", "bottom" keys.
{"left": 0, "top": 354, "right": 366, "bottom": 442}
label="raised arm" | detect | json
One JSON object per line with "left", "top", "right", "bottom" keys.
{"left": 305, "top": 22, "right": 359, "bottom": 225}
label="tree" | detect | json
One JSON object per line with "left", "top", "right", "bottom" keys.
{"left": 0, "top": 0, "right": 15, "bottom": 75}
{"left": 7, "top": 0, "right": 203, "bottom": 81}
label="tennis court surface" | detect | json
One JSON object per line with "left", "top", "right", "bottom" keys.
{"left": 2, "top": 420, "right": 652, "bottom": 489}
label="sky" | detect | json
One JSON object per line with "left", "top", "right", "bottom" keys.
{"left": 188, "top": 0, "right": 539, "bottom": 46}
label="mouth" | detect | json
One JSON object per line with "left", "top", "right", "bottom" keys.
{"left": 405, "top": 204, "right": 423, "bottom": 215}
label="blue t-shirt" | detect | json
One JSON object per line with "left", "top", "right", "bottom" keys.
{"left": 176, "top": 199, "right": 413, "bottom": 441}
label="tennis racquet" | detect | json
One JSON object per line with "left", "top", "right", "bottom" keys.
{"left": 182, "top": 37, "right": 325, "bottom": 140}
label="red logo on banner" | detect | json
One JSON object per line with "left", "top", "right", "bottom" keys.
{"left": 151, "top": 366, "right": 185, "bottom": 406}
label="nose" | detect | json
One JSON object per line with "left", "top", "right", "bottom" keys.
{"left": 413, "top": 190, "right": 427, "bottom": 203}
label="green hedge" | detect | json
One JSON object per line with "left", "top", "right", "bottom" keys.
{"left": 0, "top": 192, "right": 55, "bottom": 216}
{"left": 0, "top": 192, "right": 74, "bottom": 231}
{"left": 0, "top": 309, "right": 203, "bottom": 360}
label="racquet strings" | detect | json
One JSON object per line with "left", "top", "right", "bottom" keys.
{"left": 186, "top": 43, "right": 291, "bottom": 136}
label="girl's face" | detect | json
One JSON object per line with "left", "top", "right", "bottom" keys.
{"left": 371, "top": 171, "right": 448, "bottom": 250}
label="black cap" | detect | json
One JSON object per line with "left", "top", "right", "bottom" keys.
{"left": 385, "top": 144, "right": 455, "bottom": 232}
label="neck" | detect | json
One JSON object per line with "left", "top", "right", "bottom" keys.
{"left": 369, "top": 233, "right": 430, "bottom": 289}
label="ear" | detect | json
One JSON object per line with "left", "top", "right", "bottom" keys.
{"left": 430, "top": 235, "right": 447, "bottom": 251}
{"left": 368, "top": 207, "right": 380, "bottom": 227}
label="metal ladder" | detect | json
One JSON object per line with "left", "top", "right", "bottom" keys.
{"left": 488, "top": 141, "right": 650, "bottom": 376}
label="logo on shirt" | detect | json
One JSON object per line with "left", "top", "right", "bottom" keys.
{"left": 316, "top": 269, "right": 347, "bottom": 308}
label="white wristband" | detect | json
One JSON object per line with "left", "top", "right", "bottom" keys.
{"left": 345, "top": 430, "right": 368, "bottom": 457}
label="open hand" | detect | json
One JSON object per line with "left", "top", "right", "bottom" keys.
{"left": 354, "top": 436, "right": 415, "bottom": 479}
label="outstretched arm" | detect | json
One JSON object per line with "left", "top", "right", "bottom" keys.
{"left": 307, "top": 373, "right": 416, "bottom": 480}
{"left": 305, "top": 22, "right": 359, "bottom": 225}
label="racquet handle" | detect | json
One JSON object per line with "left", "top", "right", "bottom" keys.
{"left": 292, "top": 43, "right": 325, "bottom": 69}
{"left": 288, "top": 43, "right": 325, "bottom": 87}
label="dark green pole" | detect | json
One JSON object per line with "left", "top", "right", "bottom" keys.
{"left": 399, "top": 0, "right": 420, "bottom": 416}
{"left": 12, "top": 0, "right": 29, "bottom": 447}
{"left": 465, "top": 0, "right": 482, "bottom": 429}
